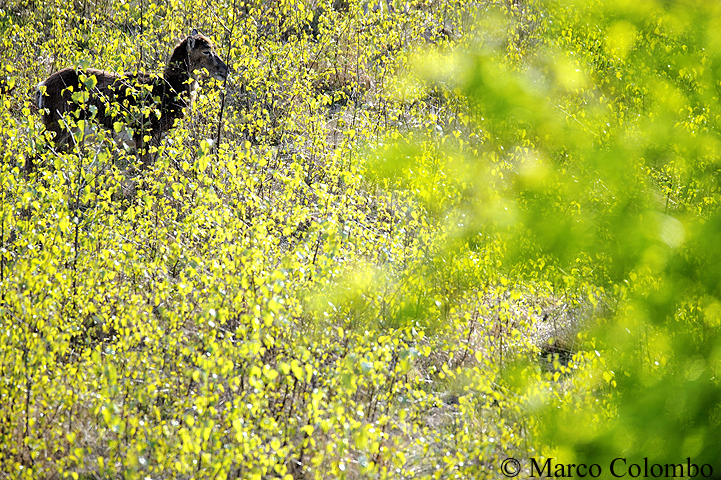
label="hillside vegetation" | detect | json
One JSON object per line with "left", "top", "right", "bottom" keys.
{"left": 1, "top": 0, "right": 719, "bottom": 478}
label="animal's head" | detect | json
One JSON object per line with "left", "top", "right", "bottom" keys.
{"left": 185, "top": 29, "right": 229, "bottom": 81}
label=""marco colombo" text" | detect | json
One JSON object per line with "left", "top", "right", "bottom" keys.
{"left": 529, "top": 457, "right": 714, "bottom": 478}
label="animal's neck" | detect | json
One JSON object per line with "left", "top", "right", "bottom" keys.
{"left": 164, "top": 43, "right": 192, "bottom": 92}
{"left": 164, "top": 67, "right": 191, "bottom": 94}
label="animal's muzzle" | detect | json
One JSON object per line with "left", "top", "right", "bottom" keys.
{"left": 214, "top": 57, "right": 229, "bottom": 81}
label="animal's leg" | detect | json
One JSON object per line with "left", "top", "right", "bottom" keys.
{"left": 134, "top": 132, "right": 162, "bottom": 169}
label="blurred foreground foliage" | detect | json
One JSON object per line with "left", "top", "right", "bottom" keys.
{"left": 0, "top": 0, "right": 718, "bottom": 478}
{"left": 396, "top": 0, "right": 721, "bottom": 468}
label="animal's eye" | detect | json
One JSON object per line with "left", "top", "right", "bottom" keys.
{"left": 203, "top": 51, "right": 211, "bottom": 56}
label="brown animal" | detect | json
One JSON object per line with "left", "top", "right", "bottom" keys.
{"left": 36, "top": 29, "right": 228, "bottom": 167}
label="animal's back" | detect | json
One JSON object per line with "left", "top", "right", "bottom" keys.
{"left": 38, "top": 67, "right": 151, "bottom": 147}
{"left": 37, "top": 67, "right": 117, "bottom": 136}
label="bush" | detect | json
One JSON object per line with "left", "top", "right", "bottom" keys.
{"left": 2, "top": 0, "right": 718, "bottom": 478}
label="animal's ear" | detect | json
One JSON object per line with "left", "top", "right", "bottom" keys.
{"left": 187, "top": 28, "right": 200, "bottom": 51}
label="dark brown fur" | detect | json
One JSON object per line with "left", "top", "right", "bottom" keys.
{"left": 37, "top": 29, "right": 228, "bottom": 167}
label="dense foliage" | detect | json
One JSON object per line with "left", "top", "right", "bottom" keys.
{"left": 0, "top": 0, "right": 719, "bottom": 479}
